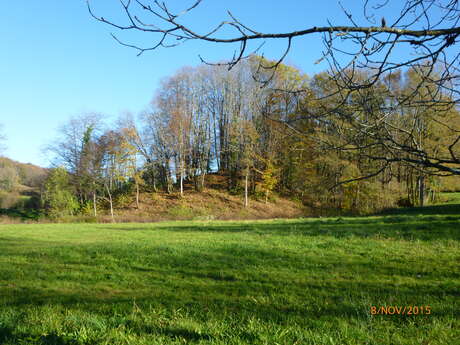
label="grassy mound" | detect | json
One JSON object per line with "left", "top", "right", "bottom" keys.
{"left": 107, "top": 187, "right": 305, "bottom": 223}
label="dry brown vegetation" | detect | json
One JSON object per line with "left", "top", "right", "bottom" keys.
{"left": 99, "top": 174, "right": 305, "bottom": 223}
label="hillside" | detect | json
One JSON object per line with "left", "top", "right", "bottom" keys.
{"left": 0, "top": 156, "right": 47, "bottom": 209}
{"left": 102, "top": 174, "right": 306, "bottom": 223}
{"left": 0, "top": 157, "right": 47, "bottom": 189}
{"left": 107, "top": 189, "right": 305, "bottom": 223}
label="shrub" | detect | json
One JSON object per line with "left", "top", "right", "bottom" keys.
{"left": 42, "top": 167, "right": 79, "bottom": 219}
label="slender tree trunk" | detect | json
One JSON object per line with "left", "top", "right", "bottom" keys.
{"left": 93, "top": 191, "right": 97, "bottom": 217}
{"left": 135, "top": 179, "right": 140, "bottom": 209}
{"left": 419, "top": 175, "right": 425, "bottom": 207}
{"left": 244, "top": 170, "right": 249, "bottom": 208}
{"left": 180, "top": 165, "right": 184, "bottom": 197}
{"left": 166, "top": 162, "right": 173, "bottom": 193}
{"left": 407, "top": 173, "right": 415, "bottom": 206}
{"left": 201, "top": 171, "right": 206, "bottom": 191}
{"left": 106, "top": 184, "right": 115, "bottom": 223}
{"left": 152, "top": 166, "right": 157, "bottom": 192}
{"left": 213, "top": 110, "right": 220, "bottom": 171}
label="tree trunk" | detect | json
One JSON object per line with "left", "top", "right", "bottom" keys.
{"left": 201, "top": 172, "right": 206, "bottom": 191}
{"left": 152, "top": 170, "right": 157, "bottom": 192}
{"left": 106, "top": 184, "right": 115, "bottom": 223}
{"left": 213, "top": 110, "right": 220, "bottom": 171}
{"left": 93, "top": 191, "right": 97, "bottom": 217}
{"left": 135, "top": 179, "right": 140, "bottom": 209}
{"left": 244, "top": 170, "right": 249, "bottom": 208}
{"left": 166, "top": 164, "right": 173, "bottom": 193}
{"left": 419, "top": 175, "right": 425, "bottom": 207}
{"left": 180, "top": 167, "right": 184, "bottom": 197}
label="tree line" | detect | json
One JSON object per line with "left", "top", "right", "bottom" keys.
{"left": 33, "top": 56, "right": 460, "bottom": 220}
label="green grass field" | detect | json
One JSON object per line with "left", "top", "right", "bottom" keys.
{"left": 0, "top": 202, "right": 459, "bottom": 344}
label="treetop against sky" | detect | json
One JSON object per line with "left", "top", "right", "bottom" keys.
{"left": 0, "top": 1, "right": 455, "bottom": 166}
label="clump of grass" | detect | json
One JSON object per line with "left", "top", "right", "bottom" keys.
{"left": 168, "top": 205, "right": 203, "bottom": 220}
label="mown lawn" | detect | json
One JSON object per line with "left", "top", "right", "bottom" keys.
{"left": 0, "top": 207, "right": 459, "bottom": 344}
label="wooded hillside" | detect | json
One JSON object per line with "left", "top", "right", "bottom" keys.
{"left": 0, "top": 156, "right": 47, "bottom": 209}
{"left": 1, "top": 57, "right": 460, "bottom": 222}
{"left": 37, "top": 57, "right": 460, "bottom": 222}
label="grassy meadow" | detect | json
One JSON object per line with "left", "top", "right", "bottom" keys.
{"left": 0, "top": 201, "right": 459, "bottom": 344}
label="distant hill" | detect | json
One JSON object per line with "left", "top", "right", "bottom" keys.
{"left": 0, "top": 156, "right": 47, "bottom": 188}
{"left": 0, "top": 157, "right": 48, "bottom": 209}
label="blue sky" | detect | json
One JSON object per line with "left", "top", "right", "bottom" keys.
{"left": 0, "top": 0, "right": 405, "bottom": 166}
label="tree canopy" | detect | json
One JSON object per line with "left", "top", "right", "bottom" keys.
{"left": 88, "top": 0, "right": 460, "bottom": 177}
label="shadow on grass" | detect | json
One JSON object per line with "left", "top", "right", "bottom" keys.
{"left": 0, "top": 326, "right": 213, "bottom": 345}
{"left": 160, "top": 327, "right": 213, "bottom": 342}
{"left": 0, "top": 235, "right": 458, "bottom": 325}
{"left": 0, "top": 207, "right": 458, "bottom": 342}
{"left": 381, "top": 203, "right": 460, "bottom": 216}
{"left": 102, "top": 215, "right": 460, "bottom": 241}
{"left": 0, "top": 206, "right": 458, "bottom": 343}
{"left": 1, "top": 279, "right": 457, "bottom": 323}
{"left": 0, "top": 328, "right": 77, "bottom": 345}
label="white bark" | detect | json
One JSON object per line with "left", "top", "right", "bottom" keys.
{"left": 93, "top": 191, "right": 97, "bottom": 217}
{"left": 106, "top": 184, "right": 115, "bottom": 223}
{"left": 244, "top": 170, "right": 249, "bottom": 208}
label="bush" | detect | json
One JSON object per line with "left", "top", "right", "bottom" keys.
{"left": 42, "top": 168, "right": 79, "bottom": 219}
{"left": 114, "top": 193, "right": 133, "bottom": 208}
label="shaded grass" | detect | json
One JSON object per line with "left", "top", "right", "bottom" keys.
{"left": 0, "top": 207, "right": 42, "bottom": 221}
{"left": 0, "top": 208, "right": 458, "bottom": 344}
{"left": 380, "top": 192, "right": 460, "bottom": 216}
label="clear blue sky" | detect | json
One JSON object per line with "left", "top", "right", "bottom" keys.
{"left": 0, "top": 0, "right": 403, "bottom": 166}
